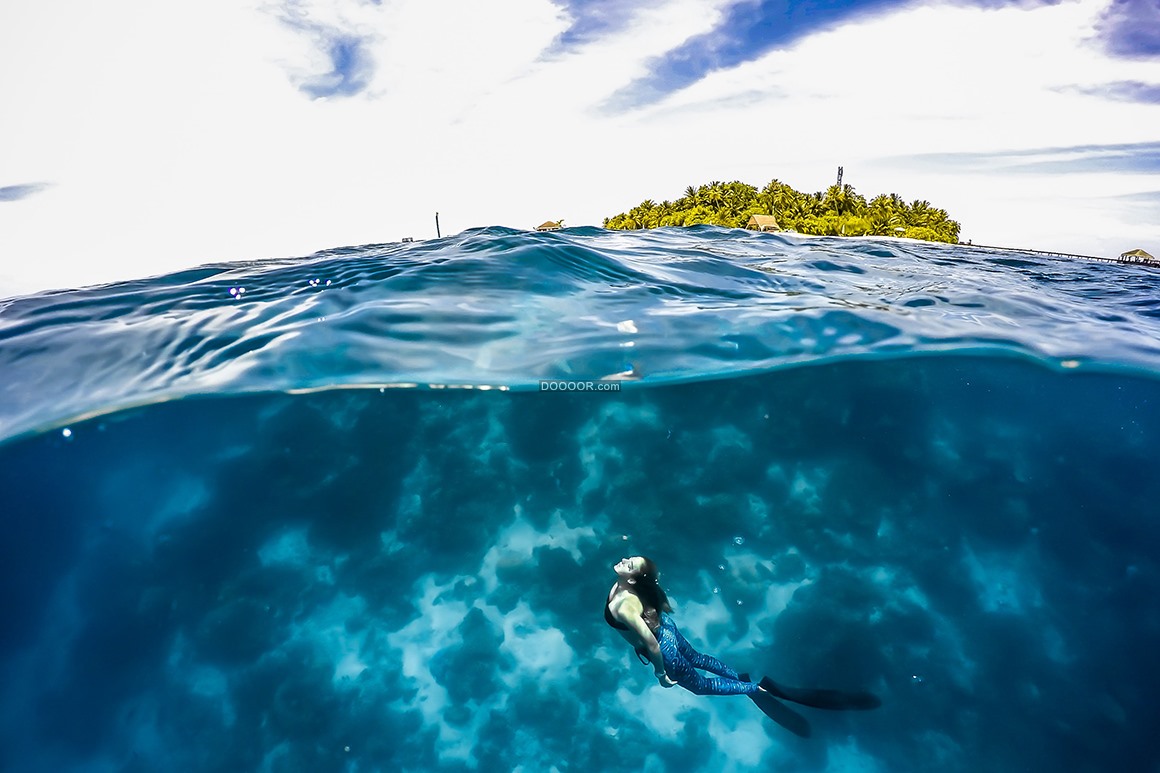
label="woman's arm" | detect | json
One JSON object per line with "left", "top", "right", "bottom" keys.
{"left": 630, "top": 618, "right": 674, "bottom": 686}
{"left": 611, "top": 595, "right": 676, "bottom": 687}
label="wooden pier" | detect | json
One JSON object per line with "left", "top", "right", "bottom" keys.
{"left": 964, "top": 243, "right": 1160, "bottom": 268}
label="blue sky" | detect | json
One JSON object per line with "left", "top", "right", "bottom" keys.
{"left": 1, "top": 0, "right": 1158, "bottom": 295}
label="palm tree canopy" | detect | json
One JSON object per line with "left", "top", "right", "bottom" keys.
{"left": 604, "top": 177, "right": 961, "bottom": 244}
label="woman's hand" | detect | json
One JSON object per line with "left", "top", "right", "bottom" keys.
{"left": 657, "top": 672, "right": 677, "bottom": 688}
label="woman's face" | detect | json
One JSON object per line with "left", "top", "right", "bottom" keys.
{"left": 614, "top": 556, "right": 645, "bottom": 577}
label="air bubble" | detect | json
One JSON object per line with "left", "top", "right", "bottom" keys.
{"left": 732, "top": 536, "right": 745, "bottom": 546}
{"left": 61, "top": 427, "right": 73, "bottom": 439}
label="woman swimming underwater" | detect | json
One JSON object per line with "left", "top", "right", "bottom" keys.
{"left": 605, "top": 555, "right": 880, "bottom": 736}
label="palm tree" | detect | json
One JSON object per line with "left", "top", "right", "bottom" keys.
{"left": 701, "top": 183, "right": 724, "bottom": 208}
{"left": 602, "top": 177, "right": 960, "bottom": 241}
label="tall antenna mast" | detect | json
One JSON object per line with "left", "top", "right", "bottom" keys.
{"left": 836, "top": 166, "right": 843, "bottom": 188}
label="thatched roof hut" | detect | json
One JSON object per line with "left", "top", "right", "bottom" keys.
{"left": 535, "top": 220, "right": 563, "bottom": 232}
{"left": 747, "top": 214, "right": 779, "bottom": 232}
{"left": 1119, "top": 248, "right": 1155, "bottom": 263}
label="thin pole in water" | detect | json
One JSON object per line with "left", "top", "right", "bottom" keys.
{"left": 435, "top": 212, "right": 441, "bottom": 238}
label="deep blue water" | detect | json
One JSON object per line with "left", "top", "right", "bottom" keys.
{"left": 1, "top": 226, "right": 1159, "bottom": 772}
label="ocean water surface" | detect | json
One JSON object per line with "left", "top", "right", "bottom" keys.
{"left": 1, "top": 226, "right": 1158, "bottom": 772}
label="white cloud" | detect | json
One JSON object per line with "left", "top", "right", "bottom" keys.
{"left": 616, "top": 0, "right": 1160, "bottom": 252}
{"left": 2, "top": 0, "right": 1158, "bottom": 297}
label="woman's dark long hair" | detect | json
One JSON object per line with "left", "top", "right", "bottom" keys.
{"left": 630, "top": 557, "right": 672, "bottom": 631}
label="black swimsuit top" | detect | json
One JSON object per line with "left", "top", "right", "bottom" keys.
{"left": 605, "top": 587, "right": 630, "bottom": 631}
{"left": 604, "top": 601, "right": 630, "bottom": 631}
{"left": 608, "top": 589, "right": 652, "bottom": 665}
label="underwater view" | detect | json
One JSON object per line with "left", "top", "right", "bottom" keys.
{"left": 1, "top": 226, "right": 1158, "bottom": 772}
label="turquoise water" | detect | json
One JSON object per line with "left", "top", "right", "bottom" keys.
{"left": 1, "top": 227, "right": 1158, "bottom": 771}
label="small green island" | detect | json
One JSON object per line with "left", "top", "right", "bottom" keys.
{"left": 603, "top": 179, "right": 962, "bottom": 244}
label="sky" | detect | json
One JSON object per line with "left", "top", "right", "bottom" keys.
{"left": 1, "top": 0, "right": 1159, "bottom": 297}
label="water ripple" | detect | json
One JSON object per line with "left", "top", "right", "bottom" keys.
{"left": 2, "top": 225, "right": 1159, "bottom": 442}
